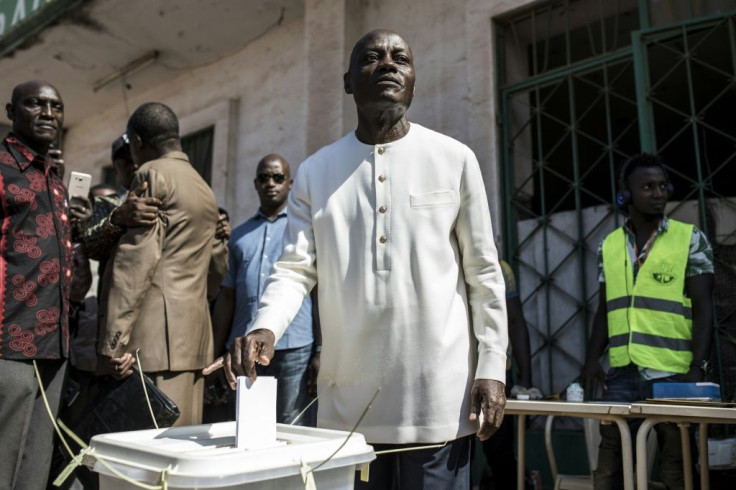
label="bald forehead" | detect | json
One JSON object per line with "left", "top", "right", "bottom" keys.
{"left": 349, "top": 30, "right": 412, "bottom": 67}
{"left": 257, "top": 154, "right": 290, "bottom": 174}
{"left": 11, "top": 80, "right": 62, "bottom": 106}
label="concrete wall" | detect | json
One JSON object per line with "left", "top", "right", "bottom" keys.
{"left": 61, "top": 0, "right": 538, "bottom": 231}
{"left": 63, "top": 18, "right": 308, "bottom": 224}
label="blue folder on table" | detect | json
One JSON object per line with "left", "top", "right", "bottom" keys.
{"left": 652, "top": 382, "right": 721, "bottom": 401}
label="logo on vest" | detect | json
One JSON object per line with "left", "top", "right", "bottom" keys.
{"left": 651, "top": 263, "right": 677, "bottom": 285}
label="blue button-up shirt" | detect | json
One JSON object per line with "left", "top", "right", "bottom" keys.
{"left": 223, "top": 209, "right": 313, "bottom": 350}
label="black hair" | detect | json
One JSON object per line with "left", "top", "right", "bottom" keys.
{"left": 10, "top": 80, "right": 61, "bottom": 107}
{"left": 10, "top": 85, "right": 22, "bottom": 107}
{"left": 127, "top": 102, "right": 179, "bottom": 148}
{"left": 618, "top": 153, "right": 669, "bottom": 191}
{"left": 111, "top": 133, "right": 130, "bottom": 160}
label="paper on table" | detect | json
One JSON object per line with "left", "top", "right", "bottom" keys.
{"left": 235, "top": 376, "right": 278, "bottom": 450}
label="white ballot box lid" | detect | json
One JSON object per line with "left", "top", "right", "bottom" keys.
{"left": 85, "top": 422, "right": 375, "bottom": 489}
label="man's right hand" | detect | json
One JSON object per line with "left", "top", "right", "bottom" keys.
{"left": 69, "top": 196, "right": 93, "bottom": 237}
{"left": 215, "top": 212, "right": 231, "bottom": 240}
{"left": 470, "top": 379, "right": 506, "bottom": 441}
{"left": 111, "top": 181, "right": 162, "bottom": 228}
{"left": 99, "top": 352, "right": 136, "bottom": 380}
{"left": 581, "top": 359, "right": 607, "bottom": 400}
{"left": 202, "top": 329, "right": 276, "bottom": 389}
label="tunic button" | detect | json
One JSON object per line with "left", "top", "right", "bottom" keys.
{"left": 379, "top": 206, "right": 387, "bottom": 213}
{"left": 378, "top": 175, "right": 386, "bottom": 183}
{"left": 377, "top": 147, "right": 385, "bottom": 155}
{"left": 379, "top": 235, "right": 387, "bottom": 244}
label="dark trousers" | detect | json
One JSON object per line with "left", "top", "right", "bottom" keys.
{"left": 593, "top": 364, "right": 691, "bottom": 490}
{"left": 481, "top": 414, "right": 518, "bottom": 489}
{"left": 0, "top": 358, "right": 67, "bottom": 490}
{"left": 354, "top": 435, "right": 472, "bottom": 490}
{"left": 256, "top": 344, "right": 316, "bottom": 425}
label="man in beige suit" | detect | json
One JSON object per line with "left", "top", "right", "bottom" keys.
{"left": 98, "top": 102, "right": 227, "bottom": 426}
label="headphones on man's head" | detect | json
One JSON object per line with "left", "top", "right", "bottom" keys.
{"left": 615, "top": 153, "right": 674, "bottom": 207}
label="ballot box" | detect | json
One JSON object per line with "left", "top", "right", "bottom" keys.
{"left": 85, "top": 422, "right": 375, "bottom": 489}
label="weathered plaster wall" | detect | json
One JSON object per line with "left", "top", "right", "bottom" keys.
{"left": 63, "top": 18, "right": 307, "bottom": 224}
{"left": 61, "top": 0, "right": 539, "bottom": 230}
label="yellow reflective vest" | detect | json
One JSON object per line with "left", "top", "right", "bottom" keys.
{"left": 602, "top": 219, "right": 693, "bottom": 373}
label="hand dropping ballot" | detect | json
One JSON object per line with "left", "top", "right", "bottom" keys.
{"left": 235, "top": 376, "right": 281, "bottom": 450}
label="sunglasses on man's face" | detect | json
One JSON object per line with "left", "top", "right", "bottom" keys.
{"left": 256, "top": 173, "right": 287, "bottom": 184}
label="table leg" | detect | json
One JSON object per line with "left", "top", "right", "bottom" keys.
{"left": 699, "top": 423, "right": 710, "bottom": 490}
{"left": 678, "top": 423, "right": 693, "bottom": 490}
{"left": 636, "top": 418, "right": 658, "bottom": 490}
{"left": 517, "top": 414, "right": 526, "bottom": 490}
{"left": 612, "top": 416, "right": 634, "bottom": 490}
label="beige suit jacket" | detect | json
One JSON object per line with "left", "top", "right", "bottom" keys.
{"left": 98, "top": 152, "right": 228, "bottom": 372}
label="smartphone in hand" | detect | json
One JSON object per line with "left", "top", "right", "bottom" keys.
{"left": 67, "top": 171, "right": 92, "bottom": 199}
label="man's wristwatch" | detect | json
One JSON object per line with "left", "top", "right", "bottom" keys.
{"left": 689, "top": 359, "right": 710, "bottom": 376}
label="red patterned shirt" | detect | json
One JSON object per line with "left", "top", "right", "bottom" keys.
{"left": 0, "top": 134, "right": 72, "bottom": 359}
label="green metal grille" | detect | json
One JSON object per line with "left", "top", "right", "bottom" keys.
{"left": 637, "top": 12, "right": 736, "bottom": 402}
{"left": 497, "top": 0, "right": 736, "bottom": 402}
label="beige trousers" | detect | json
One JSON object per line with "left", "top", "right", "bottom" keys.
{"left": 151, "top": 370, "right": 204, "bottom": 426}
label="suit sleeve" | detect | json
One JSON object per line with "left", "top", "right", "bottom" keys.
{"left": 207, "top": 236, "right": 229, "bottom": 302}
{"left": 99, "top": 169, "right": 167, "bottom": 358}
{"left": 455, "top": 147, "right": 508, "bottom": 382}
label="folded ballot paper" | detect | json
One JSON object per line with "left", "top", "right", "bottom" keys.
{"left": 652, "top": 382, "right": 721, "bottom": 401}
{"left": 235, "top": 376, "right": 282, "bottom": 450}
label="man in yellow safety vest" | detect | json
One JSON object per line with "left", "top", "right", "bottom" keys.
{"left": 581, "top": 153, "right": 714, "bottom": 490}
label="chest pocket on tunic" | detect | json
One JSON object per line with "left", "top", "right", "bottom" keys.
{"left": 410, "top": 190, "right": 457, "bottom": 208}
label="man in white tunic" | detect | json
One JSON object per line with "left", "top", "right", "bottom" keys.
{"left": 208, "top": 29, "right": 508, "bottom": 488}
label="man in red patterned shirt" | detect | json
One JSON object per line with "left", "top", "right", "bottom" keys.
{"left": 0, "top": 80, "right": 72, "bottom": 489}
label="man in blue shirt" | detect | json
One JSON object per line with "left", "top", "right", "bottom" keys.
{"left": 209, "top": 154, "right": 319, "bottom": 425}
